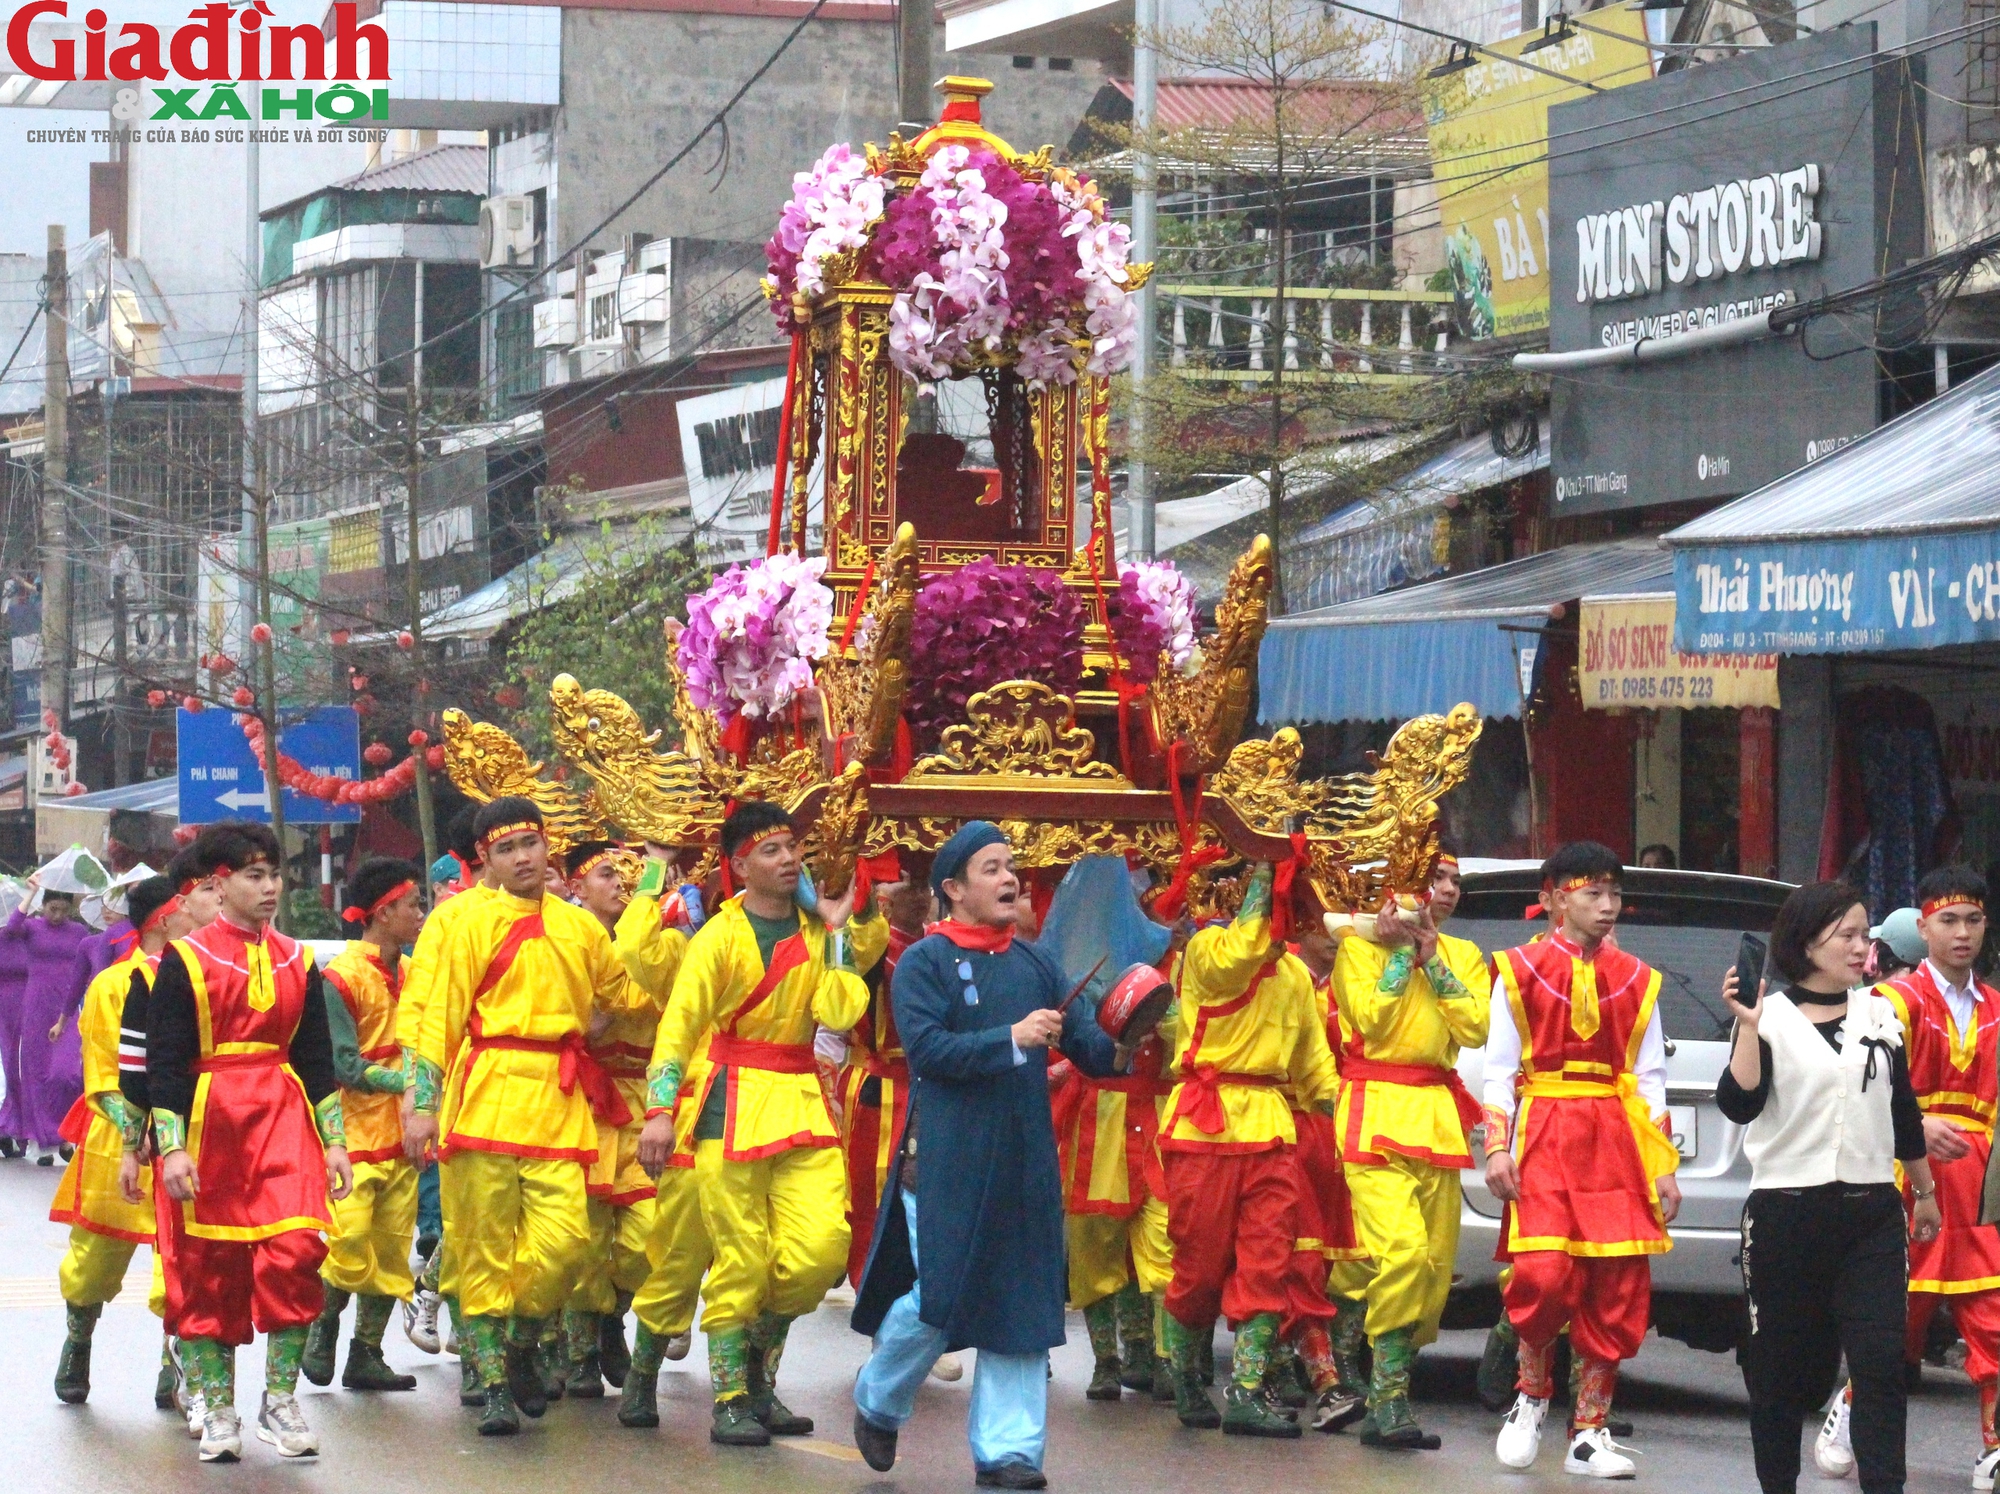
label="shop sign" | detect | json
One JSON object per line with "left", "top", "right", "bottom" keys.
{"left": 1674, "top": 530, "right": 2000, "bottom": 654}
{"left": 1423, "top": 7, "right": 1648, "bottom": 340}
{"left": 1581, "top": 594, "right": 1777, "bottom": 708}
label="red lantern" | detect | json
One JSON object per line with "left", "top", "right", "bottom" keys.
{"left": 250, "top": 622, "right": 273, "bottom": 644}
{"left": 146, "top": 689, "right": 166, "bottom": 709}
{"left": 183, "top": 697, "right": 205, "bottom": 714}
{"left": 209, "top": 654, "right": 235, "bottom": 677}
{"left": 397, "top": 631, "right": 414, "bottom": 651}
{"left": 408, "top": 729, "right": 428, "bottom": 748}
{"left": 232, "top": 686, "right": 255, "bottom": 708}
{"left": 350, "top": 674, "right": 368, "bottom": 691}
{"left": 63, "top": 782, "right": 86, "bottom": 798}
{"left": 493, "top": 685, "right": 523, "bottom": 710}
{"left": 363, "top": 741, "right": 393, "bottom": 768}
{"left": 331, "top": 628, "right": 351, "bottom": 646}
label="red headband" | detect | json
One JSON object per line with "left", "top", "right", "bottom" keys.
{"left": 570, "top": 847, "right": 628, "bottom": 885}
{"left": 140, "top": 894, "right": 182, "bottom": 937}
{"left": 1544, "top": 874, "right": 1614, "bottom": 895}
{"left": 342, "top": 878, "right": 416, "bottom": 925}
{"left": 730, "top": 826, "right": 791, "bottom": 859}
{"left": 1922, "top": 895, "right": 1985, "bottom": 918}
{"left": 1435, "top": 854, "right": 1460, "bottom": 874}
{"left": 177, "top": 877, "right": 200, "bottom": 897}
{"left": 476, "top": 820, "right": 543, "bottom": 854}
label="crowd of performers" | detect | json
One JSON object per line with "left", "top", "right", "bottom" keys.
{"left": 40, "top": 798, "right": 2000, "bottom": 1489}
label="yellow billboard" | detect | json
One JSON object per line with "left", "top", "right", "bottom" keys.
{"left": 1425, "top": 11, "right": 1652, "bottom": 338}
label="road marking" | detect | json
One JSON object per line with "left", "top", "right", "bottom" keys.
{"left": 779, "top": 1438, "right": 866, "bottom": 1462}
{"left": 0, "top": 1277, "right": 67, "bottom": 1308}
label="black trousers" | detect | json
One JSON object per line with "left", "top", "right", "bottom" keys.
{"left": 1740, "top": 1182, "right": 1909, "bottom": 1494}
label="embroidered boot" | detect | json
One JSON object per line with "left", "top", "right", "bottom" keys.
{"left": 1569, "top": 1335, "right": 1634, "bottom": 1437}
{"left": 467, "top": 1317, "right": 518, "bottom": 1436}
{"left": 709, "top": 1326, "right": 770, "bottom": 1445}
{"left": 1162, "top": 1311, "right": 1221, "bottom": 1429}
{"left": 1478, "top": 1312, "right": 1521, "bottom": 1411}
{"left": 1563, "top": 1356, "right": 1636, "bottom": 1477}
{"left": 1265, "top": 1335, "right": 1309, "bottom": 1411}
{"left": 563, "top": 1309, "right": 605, "bottom": 1398}
{"left": 747, "top": 1311, "right": 812, "bottom": 1433}
{"left": 1222, "top": 1313, "right": 1299, "bottom": 1438}
{"left": 1116, "top": 1282, "right": 1155, "bottom": 1392}
{"left": 538, "top": 1315, "right": 567, "bottom": 1402}
{"left": 1360, "top": 1325, "right": 1438, "bottom": 1449}
{"left": 1151, "top": 1296, "right": 1176, "bottom": 1402}
{"left": 1083, "top": 1297, "right": 1124, "bottom": 1401}
{"left": 504, "top": 1315, "right": 549, "bottom": 1419}
{"left": 55, "top": 1302, "right": 100, "bottom": 1403}
{"left": 301, "top": 1286, "right": 349, "bottom": 1387}
{"left": 345, "top": 1294, "right": 417, "bottom": 1390}
{"left": 618, "top": 1324, "right": 664, "bottom": 1429}
{"left": 600, "top": 1291, "right": 633, "bottom": 1389}
{"left": 155, "top": 1333, "right": 181, "bottom": 1411}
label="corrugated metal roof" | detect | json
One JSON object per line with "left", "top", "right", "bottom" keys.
{"left": 1272, "top": 534, "right": 1674, "bottom": 626}
{"left": 327, "top": 144, "right": 488, "bottom": 197}
{"left": 1100, "top": 78, "right": 1431, "bottom": 175}
{"left": 1665, "top": 360, "right": 2000, "bottom": 546}
{"left": 1293, "top": 427, "right": 1549, "bottom": 547}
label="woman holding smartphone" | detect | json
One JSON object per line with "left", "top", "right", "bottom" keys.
{"left": 1717, "top": 881, "right": 1941, "bottom": 1494}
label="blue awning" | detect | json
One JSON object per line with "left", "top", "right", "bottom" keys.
{"left": 1665, "top": 361, "right": 2000, "bottom": 655}
{"left": 1259, "top": 536, "right": 1673, "bottom": 723}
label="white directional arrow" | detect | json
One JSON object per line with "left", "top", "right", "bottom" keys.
{"left": 214, "top": 786, "right": 269, "bottom": 811}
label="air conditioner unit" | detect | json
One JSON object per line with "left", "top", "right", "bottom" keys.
{"left": 619, "top": 271, "right": 668, "bottom": 326}
{"left": 480, "top": 194, "right": 538, "bottom": 269}
{"left": 532, "top": 297, "right": 576, "bottom": 348}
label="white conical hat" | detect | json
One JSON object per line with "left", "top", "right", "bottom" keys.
{"left": 31, "top": 846, "right": 112, "bottom": 916}
{"left": 86, "top": 861, "right": 158, "bottom": 926}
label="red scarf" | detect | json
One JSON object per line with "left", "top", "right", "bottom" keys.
{"left": 926, "top": 919, "right": 1015, "bottom": 954}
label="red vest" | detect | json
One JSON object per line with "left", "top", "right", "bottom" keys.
{"left": 1886, "top": 963, "right": 2000, "bottom": 1134}
{"left": 1496, "top": 934, "right": 1659, "bottom": 1084}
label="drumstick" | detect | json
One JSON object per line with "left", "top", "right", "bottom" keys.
{"left": 1056, "top": 955, "right": 1110, "bottom": 1013}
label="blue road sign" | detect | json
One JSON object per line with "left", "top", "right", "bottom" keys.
{"left": 177, "top": 706, "right": 362, "bottom": 826}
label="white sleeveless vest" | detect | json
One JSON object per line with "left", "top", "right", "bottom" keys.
{"left": 1742, "top": 988, "right": 1902, "bottom": 1190}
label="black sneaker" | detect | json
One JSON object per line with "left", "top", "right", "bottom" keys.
{"left": 1222, "top": 1382, "right": 1301, "bottom": 1439}
{"left": 975, "top": 1462, "right": 1049, "bottom": 1489}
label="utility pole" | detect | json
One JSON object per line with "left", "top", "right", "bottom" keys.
{"left": 243, "top": 128, "right": 288, "bottom": 923}
{"left": 898, "top": 0, "right": 933, "bottom": 132}
{"left": 1128, "top": 0, "right": 1158, "bottom": 560}
{"left": 405, "top": 381, "right": 439, "bottom": 888}
{"left": 40, "top": 226, "right": 70, "bottom": 748}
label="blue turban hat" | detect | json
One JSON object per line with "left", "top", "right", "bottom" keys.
{"left": 930, "top": 821, "right": 1010, "bottom": 905}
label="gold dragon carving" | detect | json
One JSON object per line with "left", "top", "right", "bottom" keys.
{"left": 909, "top": 680, "right": 1127, "bottom": 783}
{"left": 1306, "top": 703, "right": 1484, "bottom": 915}
{"left": 547, "top": 674, "right": 724, "bottom": 848}
{"left": 818, "top": 523, "right": 920, "bottom": 767}
{"left": 1150, "top": 535, "right": 1275, "bottom": 771}
{"left": 437, "top": 707, "right": 604, "bottom": 855}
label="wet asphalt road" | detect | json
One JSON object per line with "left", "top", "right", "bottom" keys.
{"left": 0, "top": 1158, "right": 1984, "bottom": 1494}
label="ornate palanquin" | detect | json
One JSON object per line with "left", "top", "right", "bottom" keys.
{"left": 441, "top": 82, "right": 1484, "bottom": 919}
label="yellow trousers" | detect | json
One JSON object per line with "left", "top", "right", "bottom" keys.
{"left": 324, "top": 1158, "right": 419, "bottom": 1299}
{"left": 59, "top": 1226, "right": 167, "bottom": 1316}
{"left": 1344, "top": 1152, "right": 1460, "bottom": 1346}
{"left": 1326, "top": 1255, "right": 1376, "bottom": 1303}
{"left": 570, "top": 1196, "right": 656, "bottom": 1315}
{"left": 1067, "top": 1197, "right": 1174, "bottom": 1308}
{"left": 634, "top": 1165, "right": 713, "bottom": 1337}
{"left": 693, "top": 1139, "right": 848, "bottom": 1333}
{"left": 441, "top": 1150, "right": 592, "bottom": 1321}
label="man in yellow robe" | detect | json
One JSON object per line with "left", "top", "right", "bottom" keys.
{"left": 302, "top": 858, "right": 426, "bottom": 1393}
{"left": 50, "top": 874, "right": 189, "bottom": 1405}
{"left": 1331, "top": 849, "right": 1490, "bottom": 1448}
{"left": 406, "top": 796, "right": 641, "bottom": 1436}
{"left": 638, "top": 800, "right": 871, "bottom": 1447}
{"left": 559, "top": 840, "right": 684, "bottom": 1398}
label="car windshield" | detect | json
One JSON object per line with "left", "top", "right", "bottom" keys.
{"left": 1448, "top": 919, "right": 1742, "bottom": 1043}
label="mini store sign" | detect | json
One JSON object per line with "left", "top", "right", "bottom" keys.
{"left": 1575, "top": 165, "right": 1823, "bottom": 305}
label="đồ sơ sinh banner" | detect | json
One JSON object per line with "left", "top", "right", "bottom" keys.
{"left": 1581, "top": 594, "right": 1778, "bottom": 710}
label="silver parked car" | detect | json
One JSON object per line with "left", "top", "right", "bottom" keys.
{"left": 1442, "top": 863, "right": 1795, "bottom": 1355}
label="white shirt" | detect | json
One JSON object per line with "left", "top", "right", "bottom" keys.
{"left": 1480, "top": 945, "right": 1668, "bottom": 1121}
{"left": 1925, "top": 959, "right": 1978, "bottom": 1044}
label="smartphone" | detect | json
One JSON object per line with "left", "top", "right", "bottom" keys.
{"left": 1734, "top": 932, "right": 1767, "bottom": 1006}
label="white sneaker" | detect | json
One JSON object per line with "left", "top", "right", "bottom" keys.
{"left": 444, "top": 1316, "right": 460, "bottom": 1356}
{"left": 256, "top": 1391, "right": 319, "bottom": 1458}
{"left": 404, "top": 1290, "right": 443, "bottom": 1355}
{"left": 930, "top": 1352, "right": 964, "bottom": 1383}
{"left": 198, "top": 1405, "right": 242, "bottom": 1463}
{"left": 1815, "top": 1388, "right": 1855, "bottom": 1478}
{"left": 1564, "top": 1427, "right": 1638, "bottom": 1479}
{"left": 1974, "top": 1445, "right": 2000, "bottom": 1492}
{"left": 1497, "top": 1392, "right": 1550, "bottom": 1469}
{"left": 182, "top": 1388, "right": 206, "bottom": 1440}
{"left": 663, "top": 1331, "right": 692, "bottom": 1362}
